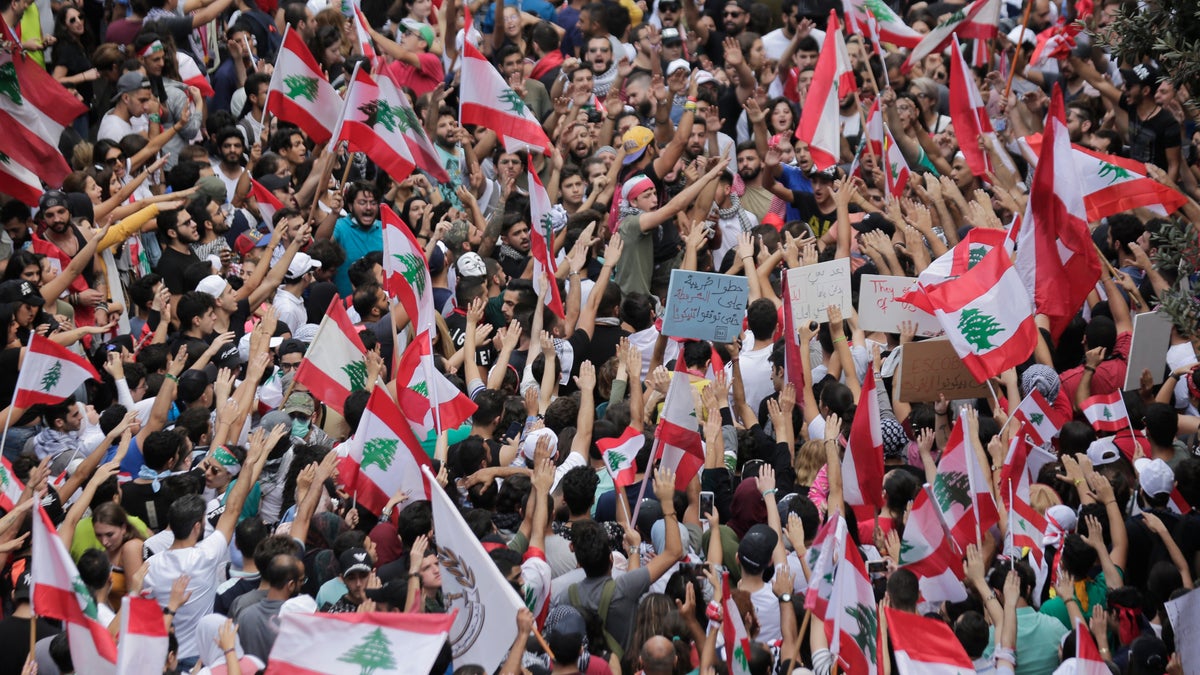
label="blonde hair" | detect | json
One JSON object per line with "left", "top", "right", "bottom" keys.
{"left": 794, "top": 439, "right": 827, "bottom": 487}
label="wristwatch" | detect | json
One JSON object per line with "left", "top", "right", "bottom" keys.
{"left": 778, "top": 593, "right": 793, "bottom": 604}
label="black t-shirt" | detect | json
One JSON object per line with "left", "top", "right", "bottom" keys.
{"left": 786, "top": 190, "right": 861, "bottom": 239}
{"left": 121, "top": 480, "right": 176, "bottom": 532}
{"left": 1120, "top": 101, "right": 1181, "bottom": 170}
{"left": 52, "top": 40, "right": 94, "bottom": 106}
{"left": 586, "top": 323, "right": 627, "bottom": 368}
{"left": 156, "top": 247, "right": 202, "bottom": 295}
{"left": 445, "top": 308, "right": 493, "bottom": 368}
{"left": 0, "top": 617, "right": 59, "bottom": 675}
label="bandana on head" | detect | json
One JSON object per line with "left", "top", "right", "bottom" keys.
{"left": 211, "top": 446, "right": 241, "bottom": 477}
{"left": 137, "top": 40, "right": 164, "bottom": 57}
{"left": 618, "top": 175, "right": 654, "bottom": 219}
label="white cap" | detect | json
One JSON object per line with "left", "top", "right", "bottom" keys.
{"left": 695, "top": 69, "right": 715, "bottom": 86}
{"left": 195, "top": 275, "right": 229, "bottom": 298}
{"left": 1085, "top": 436, "right": 1120, "bottom": 466}
{"left": 666, "top": 58, "right": 691, "bottom": 77}
{"left": 520, "top": 427, "right": 558, "bottom": 461}
{"left": 1006, "top": 25, "right": 1036, "bottom": 48}
{"left": 285, "top": 252, "right": 321, "bottom": 281}
{"left": 1134, "top": 457, "right": 1175, "bottom": 496}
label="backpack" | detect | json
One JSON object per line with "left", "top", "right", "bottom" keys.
{"left": 567, "top": 579, "right": 623, "bottom": 659}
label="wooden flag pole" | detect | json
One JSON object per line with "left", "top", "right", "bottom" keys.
{"left": 1003, "top": 0, "right": 1034, "bottom": 102}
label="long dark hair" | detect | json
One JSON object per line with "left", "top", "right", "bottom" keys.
{"left": 53, "top": 6, "right": 96, "bottom": 53}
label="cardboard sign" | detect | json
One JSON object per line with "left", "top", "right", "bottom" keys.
{"left": 897, "top": 338, "right": 991, "bottom": 403}
{"left": 1165, "top": 588, "right": 1200, "bottom": 673}
{"left": 857, "top": 274, "right": 943, "bottom": 337}
{"left": 1123, "top": 310, "right": 1174, "bottom": 391}
{"left": 785, "top": 259, "right": 853, "bottom": 330}
{"left": 662, "top": 270, "right": 749, "bottom": 342}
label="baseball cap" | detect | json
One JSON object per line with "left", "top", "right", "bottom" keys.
{"left": 520, "top": 427, "right": 559, "bottom": 461}
{"left": 442, "top": 220, "right": 472, "bottom": 252}
{"left": 12, "top": 570, "right": 31, "bottom": 601}
{"left": 365, "top": 580, "right": 409, "bottom": 608}
{"left": 621, "top": 126, "right": 656, "bottom": 165}
{"left": 456, "top": 251, "right": 487, "bottom": 277}
{"left": 112, "top": 71, "right": 151, "bottom": 102}
{"left": 39, "top": 190, "right": 69, "bottom": 214}
{"left": 427, "top": 241, "right": 447, "bottom": 275}
{"left": 177, "top": 369, "right": 212, "bottom": 405}
{"left": 666, "top": 58, "right": 691, "bottom": 77}
{"left": 257, "top": 410, "right": 292, "bottom": 434}
{"left": 695, "top": 70, "right": 716, "bottom": 86}
{"left": 1121, "top": 63, "right": 1159, "bottom": 88}
{"left": 1005, "top": 25, "right": 1036, "bottom": 48}
{"left": 0, "top": 279, "right": 44, "bottom": 306}
{"left": 284, "top": 252, "right": 321, "bottom": 281}
{"left": 257, "top": 173, "right": 291, "bottom": 193}
{"left": 1086, "top": 437, "right": 1121, "bottom": 466}
{"left": 283, "top": 391, "right": 316, "bottom": 417}
{"left": 196, "top": 275, "right": 229, "bottom": 299}
{"left": 400, "top": 18, "right": 435, "bottom": 49}
{"left": 194, "top": 176, "right": 228, "bottom": 204}
{"left": 339, "top": 548, "right": 373, "bottom": 576}
{"left": 737, "top": 523, "right": 778, "bottom": 574}
{"left": 854, "top": 212, "right": 896, "bottom": 238}
{"left": 661, "top": 26, "right": 682, "bottom": 44}
{"left": 1134, "top": 457, "right": 1174, "bottom": 497}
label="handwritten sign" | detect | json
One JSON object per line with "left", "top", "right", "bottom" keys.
{"left": 1165, "top": 588, "right": 1200, "bottom": 673}
{"left": 785, "top": 259, "right": 853, "bottom": 330}
{"left": 662, "top": 270, "right": 749, "bottom": 342}
{"left": 857, "top": 274, "right": 943, "bottom": 337}
{"left": 897, "top": 338, "right": 990, "bottom": 403}
{"left": 1123, "top": 310, "right": 1174, "bottom": 391}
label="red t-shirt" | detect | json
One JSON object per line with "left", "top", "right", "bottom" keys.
{"left": 387, "top": 52, "right": 444, "bottom": 98}
{"left": 1060, "top": 331, "right": 1133, "bottom": 403}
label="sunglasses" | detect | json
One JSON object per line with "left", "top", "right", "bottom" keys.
{"left": 105, "top": 155, "right": 125, "bottom": 166}
{"left": 724, "top": 9, "right": 744, "bottom": 16}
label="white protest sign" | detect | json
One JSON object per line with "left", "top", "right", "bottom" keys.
{"left": 785, "top": 259, "right": 853, "bottom": 330}
{"left": 857, "top": 274, "right": 943, "bottom": 337}
{"left": 1123, "top": 310, "right": 1174, "bottom": 391}
{"left": 1164, "top": 588, "right": 1200, "bottom": 672}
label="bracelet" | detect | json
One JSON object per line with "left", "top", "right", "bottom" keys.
{"left": 148, "top": 113, "right": 161, "bottom": 123}
{"left": 165, "top": 373, "right": 179, "bottom": 383}
{"left": 163, "top": 607, "right": 176, "bottom": 616}
{"left": 683, "top": 102, "right": 697, "bottom": 112}
{"left": 686, "top": 96, "right": 697, "bottom": 102}
{"left": 761, "top": 488, "right": 777, "bottom": 496}
{"left": 1084, "top": 365, "right": 1096, "bottom": 373}
{"left": 832, "top": 336, "right": 847, "bottom": 344}
{"left": 1073, "top": 478, "right": 1084, "bottom": 486}
{"left": 223, "top": 648, "right": 236, "bottom": 655}
{"left": 1065, "top": 597, "right": 1079, "bottom": 606}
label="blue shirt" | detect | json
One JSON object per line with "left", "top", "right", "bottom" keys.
{"left": 102, "top": 437, "right": 144, "bottom": 476}
{"left": 778, "top": 165, "right": 812, "bottom": 225}
{"left": 332, "top": 216, "right": 383, "bottom": 296}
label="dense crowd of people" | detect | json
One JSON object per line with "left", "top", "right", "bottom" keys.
{"left": 0, "top": 0, "right": 1198, "bottom": 672}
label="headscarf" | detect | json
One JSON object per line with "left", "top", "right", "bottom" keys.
{"left": 367, "top": 522, "right": 405, "bottom": 567}
{"left": 210, "top": 446, "right": 241, "bottom": 477}
{"left": 1022, "top": 364, "right": 1062, "bottom": 402}
{"left": 196, "top": 614, "right": 242, "bottom": 667}
{"left": 726, "top": 477, "right": 768, "bottom": 539}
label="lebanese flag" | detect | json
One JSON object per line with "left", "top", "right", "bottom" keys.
{"left": 1019, "top": 133, "right": 1187, "bottom": 222}
{"left": 918, "top": 227, "right": 1012, "bottom": 285}
{"left": 526, "top": 157, "right": 565, "bottom": 318}
{"left": 781, "top": 269, "right": 806, "bottom": 397}
{"left": 825, "top": 533, "right": 878, "bottom": 675}
{"left": 1081, "top": 391, "right": 1129, "bottom": 433}
{"left": 898, "top": 487, "right": 967, "bottom": 604}
{"left": 377, "top": 69, "right": 450, "bottom": 182}
{"left": 380, "top": 204, "right": 435, "bottom": 335}
{"left": 842, "top": 368, "right": 885, "bottom": 517}
{"left": 350, "top": 5, "right": 382, "bottom": 72}
{"left": 796, "top": 10, "right": 855, "bottom": 171}
{"left": 177, "top": 51, "right": 215, "bottom": 98}
{"left": 655, "top": 362, "right": 705, "bottom": 491}
{"left": 804, "top": 513, "right": 848, "bottom": 620}
{"left": 950, "top": 36, "right": 1012, "bottom": 178}
{"left": 294, "top": 296, "right": 369, "bottom": 416}
{"left": 597, "top": 426, "right": 642, "bottom": 490}
{"left": 1073, "top": 619, "right": 1110, "bottom": 675}
{"left": 248, "top": 177, "right": 284, "bottom": 227}
{"left": 0, "top": 456, "right": 24, "bottom": 511}
{"left": 862, "top": 100, "right": 909, "bottom": 197}
{"left": 116, "top": 596, "right": 169, "bottom": 675}
{"left": 267, "top": 26, "right": 343, "bottom": 145}
{"left": 266, "top": 611, "right": 456, "bottom": 675}
{"left": 847, "top": 0, "right": 922, "bottom": 48}
{"left": 933, "top": 413, "right": 999, "bottom": 550}
{"left": 395, "top": 331, "right": 477, "bottom": 437}
{"left": 721, "top": 572, "right": 753, "bottom": 675}
{"left": 899, "top": 247, "right": 1037, "bottom": 383}
{"left": 1012, "top": 389, "right": 1060, "bottom": 446}
{"left": 30, "top": 504, "right": 118, "bottom": 674}
{"left": 459, "top": 24, "right": 551, "bottom": 154}
{"left": 886, "top": 606, "right": 974, "bottom": 674}
{"left": 1028, "top": 23, "right": 1082, "bottom": 68}
{"left": 1000, "top": 435, "right": 1047, "bottom": 566}
{"left": 0, "top": 150, "right": 43, "bottom": 206}
{"left": 14, "top": 333, "right": 101, "bottom": 409}
{"left": 901, "top": 0, "right": 1001, "bottom": 72}
{"left": 0, "top": 31, "right": 88, "bottom": 187}
{"left": 338, "top": 387, "right": 432, "bottom": 514}
{"left": 1014, "top": 87, "right": 1101, "bottom": 337}
{"left": 333, "top": 65, "right": 418, "bottom": 182}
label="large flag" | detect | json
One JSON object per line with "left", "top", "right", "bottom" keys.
{"left": 338, "top": 387, "right": 432, "bottom": 514}
{"left": 177, "top": 52, "right": 215, "bottom": 98}
{"left": 898, "top": 487, "right": 967, "bottom": 604}
{"left": 394, "top": 331, "right": 477, "bottom": 437}
{"left": 0, "top": 150, "right": 42, "bottom": 206}
{"left": 899, "top": 247, "right": 1037, "bottom": 383}
{"left": 267, "top": 26, "right": 343, "bottom": 145}
{"left": 842, "top": 368, "right": 884, "bottom": 516}
{"left": 459, "top": 24, "right": 550, "bottom": 154}
{"left": 333, "top": 65, "right": 418, "bottom": 181}
{"left": 655, "top": 363, "right": 705, "bottom": 490}
{"left": 377, "top": 70, "right": 450, "bottom": 182}
{"left": 780, "top": 269, "right": 806, "bottom": 397}
{"left": 526, "top": 157, "right": 565, "bottom": 318}
{"left": 1019, "top": 133, "right": 1188, "bottom": 222}
{"left": 1014, "top": 87, "right": 1101, "bottom": 337}
{"left": 932, "top": 413, "right": 999, "bottom": 550}
{"left": 862, "top": 100, "right": 909, "bottom": 197}
{"left": 14, "top": 333, "right": 101, "bottom": 409}
{"left": 886, "top": 606, "right": 974, "bottom": 674}
{"left": 917, "top": 227, "right": 1012, "bottom": 286}
{"left": 424, "top": 465, "right": 525, "bottom": 672}
{"left": 950, "top": 36, "right": 1012, "bottom": 178}
{"left": 796, "top": 10, "right": 855, "bottom": 170}
{"left": 31, "top": 504, "right": 118, "bottom": 674}
{"left": 804, "top": 513, "right": 847, "bottom": 620}
{"left": 266, "top": 611, "right": 456, "bottom": 675}
{"left": 294, "top": 296, "right": 369, "bottom": 416}
{"left": 1000, "top": 435, "right": 1047, "bottom": 567}
{"left": 847, "top": 0, "right": 922, "bottom": 47}
{"left": 116, "top": 596, "right": 168, "bottom": 675}
{"left": 380, "top": 205, "right": 435, "bottom": 335}
{"left": 1012, "top": 389, "right": 1060, "bottom": 446}
{"left": 0, "top": 456, "right": 23, "bottom": 511}
{"left": 1081, "top": 391, "right": 1130, "bottom": 433}
{"left": 597, "top": 426, "right": 642, "bottom": 490}
{"left": 721, "top": 572, "right": 753, "bottom": 675}
{"left": 902, "top": 0, "right": 1001, "bottom": 72}
{"left": 826, "top": 533, "right": 878, "bottom": 675}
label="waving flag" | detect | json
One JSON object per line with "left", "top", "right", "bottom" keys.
{"left": 796, "top": 10, "right": 855, "bottom": 170}
{"left": 862, "top": 100, "right": 909, "bottom": 197}
{"left": 459, "top": 22, "right": 550, "bottom": 154}
{"left": 898, "top": 487, "right": 967, "bottom": 604}
{"left": 177, "top": 52, "right": 215, "bottom": 97}
{"left": 294, "top": 296, "right": 369, "bottom": 416}
{"left": 721, "top": 572, "right": 753, "bottom": 675}
{"left": 338, "top": 387, "right": 432, "bottom": 514}
{"left": 1012, "top": 389, "right": 1060, "bottom": 446}
{"left": 656, "top": 362, "right": 704, "bottom": 491}
{"left": 14, "top": 333, "right": 101, "bottom": 409}
{"left": 1081, "top": 391, "right": 1130, "bottom": 433}
{"left": 378, "top": 70, "right": 450, "bottom": 182}
{"left": 0, "top": 150, "right": 42, "bottom": 206}
{"left": 842, "top": 368, "right": 884, "bottom": 516}
{"left": 266, "top": 611, "right": 455, "bottom": 675}
{"left": 886, "top": 606, "right": 974, "bottom": 674}
{"left": 526, "top": 157, "right": 565, "bottom": 318}
{"left": 826, "top": 533, "right": 878, "bottom": 675}
{"left": 380, "top": 204, "right": 435, "bottom": 334}
{"left": 116, "top": 596, "right": 168, "bottom": 675}
{"left": 1073, "top": 618, "right": 1110, "bottom": 675}
{"left": 248, "top": 177, "right": 284, "bottom": 227}
{"left": 848, "top": 0, "right": 922, "bottom": 48}
{"left": 902, "top": 0, "right": 1001, "bottom": 72}
{"left": 950, "top": 36, "right": 1013, "bottom": 178}
{"left": 804, "top": 513, "right": 848, "bottom": 620}
{"left": 781, "top": 269, "right": 806, "bottom": 397}
{"left": 917, "top": 227, "right": 1012, "bottom": 285}
{"left": 0, "top": 456, "right": 24, "bottom": 511}
{"left": 597, "top": 426, "right": 642, "bottom": 489}
{"left": 267, "top": 26, "right": 343, "bottom": 144}
{"left": 933, "top": 413, "right": 999, "bottom": 550}
{"left": 350, "top": 5, "right": 382, "bottom": 71}
{"left": 395, "top": 331, "right": 477, "bottom": 437}
{"left": 1000, "top": 434, "right": 1048, "bottom": 566}
{"left": 333, "top": 65, "right": 418, "bottom": 181}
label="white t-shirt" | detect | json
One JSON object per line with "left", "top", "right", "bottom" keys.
{"left": 727, "top": 333, "right": 775, "bottom": 414}
{"left": 97, "top": 112, "right": 146, "bottom": 143}
{"left": 144, "top": 530, "right": 231, "bottom": 660}
{"left": 749, "top": 580, "right": 782, "bottom": 643}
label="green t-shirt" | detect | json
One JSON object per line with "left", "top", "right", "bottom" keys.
{"left": 70, "top": 514, "right": 152, "bottom": 562}
{"left": 613, "top": 215, "right": 653, "bottom": 297}
{"left": 1040, "top": 567, "right": 1124, "bottom": 629}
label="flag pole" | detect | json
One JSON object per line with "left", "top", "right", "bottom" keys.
{"left": 0, "top": 332, "right": 27, "bottom": 457}
{"left": 629, "top": 439, "right": 663, "bottom": 528}
{"left": 964, "top": 406, "right": 983, "bottom": 548}
{"left": 1003, "top": 0, "right": 1034, "bottom": 102}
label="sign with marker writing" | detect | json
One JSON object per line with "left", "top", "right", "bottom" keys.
{"left": 857, "top": 274, "right": 943, "bottom": 337}
{"left": 897, "top": 338, "right": 990, "bottom": 403}
{"left": 785, "top": 259, "right": 853, "bottom": 330}
{"left": 662, "top": 270, "right": 749, "bottom": 342}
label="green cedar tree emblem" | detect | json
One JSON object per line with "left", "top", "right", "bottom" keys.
{"left": 361, "top": 438, "right": 398, "bottom": 472}
{"left": 499, "top": 88, "right": 527, "bottom": 117}
{"left": 392, "top": 252, "right": 426, "bottom": 295}
{"left": 0, "top": 63, "right": 21, "bottom": 105}
{"left": 41, "top": 362, "right": 62, "bottom": 392}
{"left": 284, "top": 75, "right": 319, "bottom": 102}
{"left": 337, "top": 627, "right": 398, "bottom": 675}
{"left": 846, "top": 602, "right": 878, "bottom": 663}
{"left": 733, "top": 642, "right": 749, "bottom": 672}
{"left": 605, "top": 450, "right": 628, "bottom": 474}
{"left": 1029, "top": 412, "right": 1045, "bottom": 426}
{"left": 72, "top": 577, "right": 98, "bottom": 620}
{"left": 539, "top": 213, "right": 554, "bottom": 241}
{"left": 358, "top": 98, "right": 418, "bottom": 133}
{"left": 967, "top": 245, "right": 988, "bottom": 268}
{"left": 1098, "top": 161, "right": 1133, "bottom": 185}
{"left": 1102, "top": 406, "right": 1112, "bottom": 419}
{"left": 862, "top": 0, "right": 898, "bottom": 21}
{"left": 412, "top": 380, "right": 429, "bottom": 398}
{"left": 896, "top": 534, "right": 917, "bottom": 564}
{"left": 933, "top": 471, "right": 971, "bottom": 512}
{"left": 342, "top": 360, "right": 368, "bottom": 391}
{"left": 0, "top": 467, "right": 9, "bottom": 491}
{"left": 0, "top": 151, "right": 10, "bottom": 164}
{"left": 935, "top": 7, "right": 966, "bottom": 28}
{"left": 957, "top": 308, "right": 1004, "bottom": 351}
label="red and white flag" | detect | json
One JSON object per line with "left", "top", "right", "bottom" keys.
{"left": 266, "top": 26, "right": 343, "bottom": 145}
{"left": 526, "top": 157, "right": 565, "bottom": 318}
{"left": 721, "top": 572, "right": 753, "bottom": 675}
{"left": 597, "top": 426, "right": 642, "bottom": 490}
{"left": 30, "top": 504, "right": 117, "bottom": 674}
{"left": 842, "top": 368, "right": 884, "bottom": 517}
{"left": 886, "top": 605, "right": 975, "bottom": 674}
{"left": 950, "top": 36, "right": 1012, "bottom": 178}
{"left": 266, "top": 610, "right": 455, "bottom": 675}
{"left": 1000, "top": 434, "right": 1048, "bottom": 567}
{"left": 862, "top": 100, "right": 909, "bottom": 197}
{"left": 248, "top": 177, "right": 284, "bottom": 228}
{"left": 395, "top": 331, "right": 477, "bottom": 437}
{"left": 380, "top": 204, "right": 435, "bottom": 335}
{"left": 177, "top": 51, "right": 215, "bottom": 98}
{"left": 898, "top": 487, "right": 967, "bottom": 604}
{"left": 459, "top": 19, "right": 551, "bottom": 154}
{"left": 655, "top": 362, "right": 704, "bottom": 491}
{"left": 1081, "top": 391, "right": 1129, "bottom": 433}
{"left": 804, "top": 513, "right": 848, "bottom": 620}
{"left": 294, "top": 296, "right": 369, "bottom": 416}
{"left": 333, "top": 65, "right": 418, "bottom": 181}
{"left": 1073, "top": 619, "right": 1110, "bottom": 675}
{"left": 0, "top": 150, "right": 42, "bottom": 206}
{"left": 796, "top": 10, "right": 855, "bottom": 171}
{"left": 350, "top": 5, "right": 382, "bottom": 72}
{"left": 917, "top": 227, "right": 1012, "bottom": 286}
{"left": 0, "top": 456, "right": 24, "bottom": 511}
{"left": 901, "top": 0, "right": 1001, "bottom": 72}
{"left": 826, "top": 533, "right": 878, "bottom": 675}
{"left": 1014, "top": 87, "right": 1101, "bottom": 337}
{"left": 378, "top": 70, "right": 450, "bottom": 182}
{"left": 116, "top": 596, "right": 168, "bottom": 675}
{"left": 338, "top": 387, "right": 432, "bottom": 514}
{"left": 14, "top": 333, "right": 101, "bottom": 409}
{"left": 1012, "top": 389, "right": 1060, "bottom": 446}
{"left": 781, "top": 269, "right": 806, "bottom": 397}
{"left": 0, "top": 32, "right": 88, "bottom": 187}
{"left": 847, "top": 0, "right": 922, "bottom": 47}
{"left": 933, "top": 412, "right": 999, "bottom": 550}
